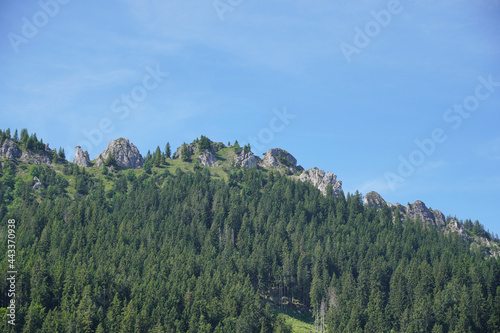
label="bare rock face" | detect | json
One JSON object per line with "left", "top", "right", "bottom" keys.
{"left": 1, "top": 138, "right": 54, "bottom": 165}
{"left": 364, "top": 191, "right": 387, "bottom": 209}
{"left": 0, "top": 138, "right": 22, "bottom": 159}
{"left": 405, "top": 201, "right": 438, "bottom": 227}
{"left": 95, "top": 138, "right": 143, "bottom": 169}
{"left": 234, "top": 151, "right": 257, "bottom": 169}
{"left": 445, "top": 219, "right": 469, "bottom": 241}
{"left": 33, "top": 176, "right": 43, "bottom": 190}
{"left": 431, "top": 210, "right": 446, "bottom": 229}
{"left": 262, "top": 148, "right": 301, "bottom": 173}
{"left": 22, "top": 150, "right": 53, "bottom": 165}
{"left": 364, "top": 191, "right": 447, "bottom": 230}
{"left": 198, "top": 151, "right": 219, "bottom": 167}
{"left": 399, "top": 201, "right": 446, "bottom": 230}
{"left": 173, "top": 144, "right": 194, "bottom": 160}
{"left": 73, "top": 146, "right": 91, "bottom": 167}
{"left": 297, "top": 167, "right": 343, "bottom": 197}
{"left": 388, "top": 202, "right": 407, "bottom": 217}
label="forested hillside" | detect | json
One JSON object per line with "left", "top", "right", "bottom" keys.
{"left": 0, "top": 131, "right": 500, "bottom": 332}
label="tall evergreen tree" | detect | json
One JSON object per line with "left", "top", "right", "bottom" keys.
{"left": 165, "top": 142, "right": 171, "bottom": 159}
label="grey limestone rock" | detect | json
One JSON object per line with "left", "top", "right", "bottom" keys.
{"left": 198, "top": 151, "right": 219, "bottom": 167}
{"left": 297, "top": 167, "right": 343, "bottom": 197}
{"left": 33, "top": 176, "right": 43, "bottom": 190}
{"left": 1, "top": 138, "right": 54, "bottom": 165}
{"left": 0, "top": 138, "right": 22, "bottom": 159}
{"left": 234, "top": 151, "right": 257, "bottom": 169}
{"left": 445, "top": 219, "right": 469, "bottom": 241}
{"left": 262, "top": 148, "right": 301, "bottom": 174}
{"left": 431, "top": 209, "right": 446, "bottom": 229}
{"left": 364, "top": 191, "right": 447, "bottom": 230}
{"left": 73, "top": 146, "right": 91, "bottom": 167}
{"left": 95, "top": 138, "right": 144, "bottom": 169}
{"left": 364, "top": 191, "right": 387, "bottom": 209}
{"left": 21, "top": 150, "right": 53, "bottom": 165}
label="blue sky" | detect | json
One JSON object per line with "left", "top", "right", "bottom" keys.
{"left": 1, "top": 0, "right": 499, "bottom": 233}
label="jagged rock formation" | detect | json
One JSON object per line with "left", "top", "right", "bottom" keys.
{"left": 33, "top": 176, "right": 43, "bottom": 190}
{"left": 364, "top": 191, "right": 446, "bottom": 230}
{"left": 234, "top": 151, "right": 257, "bottom": 169}
{"left": 297, "top": 167, "right": 343, "bottom": 197}
{"left": 0, "top": 138, "right": 22, "bottom": 159}
{"left": 94, "top": 138, "right": 143, "bottom": 169}
{"left": 73, "top": 146, "right": 91, "bottom": 167}
{"left": 364, "top": 191, "right": 386, "bottom": 210}
{"left": 173, "top": 144, "right": 194, "bottom": 160}
{"left": 0, "top": 138, "right": 54, "bottom": 165}
{"left": 22, "top": 150, "right": 53, "bottom": 165}
{"left": 198, "top": 151, "right": 219, "bottom": 167}
{"left": 261, "top": 148, "right": 302, "bottom": 174}
{"left": 429, "top": 209, "right": 446, "bottom": 230}
{"left": 405, "top": 201, "right": 446, "bottom": 230}
{"left": 363, "top": 191, "right": 500, "bottom": 257}
{"left": 445, "top": 219, "right": 469, "bottom": 241}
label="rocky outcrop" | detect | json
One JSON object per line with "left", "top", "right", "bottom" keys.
{"left": 405, "top": 201, "right": 444, "bottom": 229}
{"left": 0, "top": 138, "right": 22, "bottom": 159}
{"left": 21, "top": 150, "right": 53, "bottom": 165}
{"left": 234, "top": 151, "right": 257, "bottom": 169}
{"left": 95, "top": 138, "right": 143, "bottom": 169}
{"left": 364, "top": 192, "right": 446, "bottom": 230}
{"left": 198, "top": 151, "right": 219, "bottom": 167}
{"left": 173, "top": 144, "right": 194, "bottom": 160}
{"left": 73, "top": 146, "right": 91, "bottom": 167}
{"left": 364, "top": 191, "right": 387, "bottom": 210}
{"left": 445, "top": 219, "right": 469, "bottom": 241}
{"left": 262, "top": 148, "right": 301, "bottom": 173}
{"left": 33, "top": 176, "right": 43, "bottom": 190}
{"left": 431, "top": 210, "right": 446, "bottom": 230}
{"left": 173, "top": 139, "right": 226, "bottom": 160}
{"left": 297, "top": 167, "right": 343, "bottom": 197}
{"left": 1, "top": 138, "right": 55, "bottom": 165}
{"left": 388, "top": 202, "right": 407, "bottom": 217}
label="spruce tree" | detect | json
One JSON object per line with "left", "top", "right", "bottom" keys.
{"left": 181, "top": 143, "right": 191, "bottom": 161}
{"left": 165, "top": 142, "right": 171, "bottom": 159}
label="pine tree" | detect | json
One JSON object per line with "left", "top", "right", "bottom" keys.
{"left": 104, "top": 150, "right": 115, "bottom": 167}
{"left": 58, "top": 148, "right": 66, "bottom": 159}
{"left": 199, "top": 135, "right": 211, "bottom": 151}
{"left": 24, "top": 302, "right": 46, "bottom": 332}
{"left": 153, "top": 146, "right": 162, "bottom": 166}
{"left": 76, "top": 285, "right": 96, "bottom": 333}
{"left": 106, "top": 294, "right": 122, "bottom": 332}
{"left": 20, "top": 128, "right": 29, "bottom": 143}
{"left": 181, "top": 143, "right": 191, "bottom": 161}
{"left": 143, "top": 160, "right": 152, "bottom": 174}
{"left": 165, "top": 142, "right": 171, "bottom": 159}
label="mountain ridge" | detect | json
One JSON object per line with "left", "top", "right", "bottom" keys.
{"left": 1, "top": 128, "right": 500, "bottom": 332}
{"left": 0, "top": 129, "right": 499, "bottom": 257}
